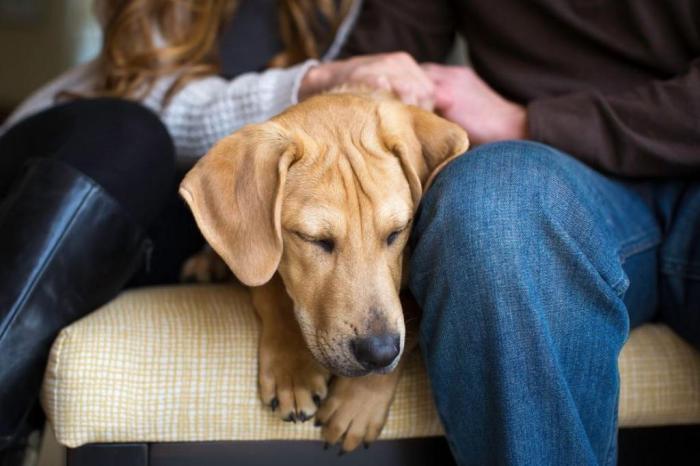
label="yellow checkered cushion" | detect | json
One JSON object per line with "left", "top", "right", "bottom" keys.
{"left": 41, "top": 285, "right": 700, "bottom": 448}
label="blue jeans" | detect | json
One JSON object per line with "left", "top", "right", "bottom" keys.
{"left": 409, "top": 141, "right": 700, "bottom": 466}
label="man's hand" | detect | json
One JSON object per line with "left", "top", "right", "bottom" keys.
{"left": 299, "top": 53, "right": 435, "bottom": 110}
{"left": 422, "top": 63, "right": 528, "bottom": 145}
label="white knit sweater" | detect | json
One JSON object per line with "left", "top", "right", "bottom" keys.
{"left": 1, "top": 0, "right": 362, "bottom": 167}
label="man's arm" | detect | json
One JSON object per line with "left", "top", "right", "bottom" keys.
{"left": 425, "top": 59, "right": 700, "bottom": 178}
{"left": 527, "top": 58, "right": 700, "bottom": 177}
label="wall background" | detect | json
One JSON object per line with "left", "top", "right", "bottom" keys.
{"left": 0, "top": 0, "right": 99, "bottom": 111}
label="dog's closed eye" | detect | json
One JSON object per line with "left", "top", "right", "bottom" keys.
{"left": 294, "top": 231, "right": 335, "bottom": 254}
{"left": 385, "top": 221, "right": 411, "bottom": 247}
{"left": 386, "top": 230, "right": 401, "bottom": 246}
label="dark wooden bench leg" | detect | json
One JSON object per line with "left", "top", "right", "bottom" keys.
{"left": 66, "top": 438, "right": 457, "bottom": 466}
{"left": 67, "top": 443, "right": 148, "bottom": 466}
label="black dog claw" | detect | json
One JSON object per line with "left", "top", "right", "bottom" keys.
{"left": 298, "top": 411, "right": 308, "bottom": 422}
{"left": 284, "top": 413, "right": 297, "bottom": 423}
{"left": 270, "top": 398, "right": 279, "bottom": 411}
{"left": 312, "top": 394, "right": 322, "bottom": 407}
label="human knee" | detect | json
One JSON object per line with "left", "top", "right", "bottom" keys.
{"left": 415, "top": 141, "right": 586, "bottom": 245}
{"left": 59, "top": 98, "right": 175, "bottom": 225}
{"left": 68, "top": 98, "right": 174, "bottom": 170}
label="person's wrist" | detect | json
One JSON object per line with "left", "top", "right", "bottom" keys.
{"left": 503, "top": 102, "right": 528, "bottom": 140}
{"left": 299, "top": 63, "right": 336, "bottom": 101}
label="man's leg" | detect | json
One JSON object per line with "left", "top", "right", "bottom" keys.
{"left": 659, "top": 182, "right": 700, "bottom": 348}
{"left": 409, "top": 141, "right": 661, "bottom": 466}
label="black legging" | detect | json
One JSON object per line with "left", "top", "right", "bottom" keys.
{"left": 0, "top": 98, "right": 204, "bottom": 284}
{"left": 0, "top": 98, "right": 174, "bottom": 225}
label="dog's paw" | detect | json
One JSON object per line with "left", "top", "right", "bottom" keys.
{"left": 180, "top": 246, "right": 232, "bottom": 283}
{"left": 258, "top": 333, "right": 330, "bottom": 423}
{"left": 315, "top": 372, "right": 401, "bottom": 453}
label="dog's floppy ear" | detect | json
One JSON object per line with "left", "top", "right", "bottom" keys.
{"left": 380, "top": 103, "right": 469, "bottom": 207}
{"left": 179, "top": 122, "right": 297, "bottom": 287}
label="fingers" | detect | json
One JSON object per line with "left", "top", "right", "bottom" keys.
{"left": 421, "top": 63, "right": 463, "bottom": 112}
{"left": 387, "top": 53, "right": 435, "bottom": 109}
{"left": 421, "top": 62, "right": 447, "bottom": 81}
{"left": 433, "top": 85, "right": 455, "bottom": 112}
{"left": 303, "top": 52, "right": 475, "bottom": 111}
{"left": 392, "top": 80, "right": 420, "bottom": 106}
{"left": 341, "top": 52, "right": 435, "bottom": 109}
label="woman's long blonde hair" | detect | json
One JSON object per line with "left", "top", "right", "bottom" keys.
{"left": 93, "top": 0, "right": 350, "bottom": 103}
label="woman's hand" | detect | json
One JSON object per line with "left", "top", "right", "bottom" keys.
{"left": 299, "top": 53, "right": 435, "bottom": 110}
{"left": 422, "top": 63, "right": 528, "bottom": 145}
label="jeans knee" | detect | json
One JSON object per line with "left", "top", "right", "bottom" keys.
{"left": 409, "top": 140, "right": 609, "bottom": 291}
{"left": 58, "top": 99, "right": 175, "bottom": 224}
{"left": 418, "top": 141, "right": 577, "bottom": 240}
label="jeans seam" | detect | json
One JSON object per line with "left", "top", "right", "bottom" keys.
{"left": 617, "top": 231, "right": 661, "bottom": 263}
{"left": 661, "top": 262, "right": 700, "bottom": 279}
{"left": 603, "top": 388, "right": 620, "bottom": 466}
{"left": 661, "top": 264, "right": 700, "bottom": 280}
{"left": 607, "top": 232, "right": 661, "bottom": 295}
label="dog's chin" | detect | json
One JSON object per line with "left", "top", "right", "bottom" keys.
{"left": 331, "top": 366, "right": 371, "bottom": 378}
{"left": 376, "top": 354, "right": 402, "bottom": 374}
{"left": 307, "top": 349, "right": 368, "bottom": 377}
{"left": 315, "top": 350, "right": 403, "bottom": 378}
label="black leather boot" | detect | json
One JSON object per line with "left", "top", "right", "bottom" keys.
{"left": 0, "top": 158, "right": 151, "bottom": 448}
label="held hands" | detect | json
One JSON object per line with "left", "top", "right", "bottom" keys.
{"left": 299, "top": 52, "right": 435, "bottom": 110}
{"left": 300, "top": 54, "right": 527, "bottom": 146}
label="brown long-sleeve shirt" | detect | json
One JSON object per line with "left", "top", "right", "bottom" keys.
{"left": 340, "top": 0, "right": 700, "bottom": 178}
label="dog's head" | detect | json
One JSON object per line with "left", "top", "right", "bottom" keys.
{"left": 180, "top": 92, "right": 468, "bottom": 376}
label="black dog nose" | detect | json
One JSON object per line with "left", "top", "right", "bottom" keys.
{"left": 351, "top": 334, "right": 400, "bottom": 370}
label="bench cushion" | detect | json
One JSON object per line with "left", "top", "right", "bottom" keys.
{"left": 41, "top": 285, "right": 700, "bottom": 448}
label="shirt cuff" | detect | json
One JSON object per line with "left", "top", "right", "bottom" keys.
{"left": 290, "top": 59, "right": 320, "bottom": 105}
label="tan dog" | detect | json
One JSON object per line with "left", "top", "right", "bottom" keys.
{"left": 179, "top": 90, "right": 468, "bottom": 452}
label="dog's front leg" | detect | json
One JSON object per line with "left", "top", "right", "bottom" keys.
{"left": 251, "top": 274, "right": 330, "bottom": 422}
{"left": 314, "top": 363, "right": 404, "bottom": 453}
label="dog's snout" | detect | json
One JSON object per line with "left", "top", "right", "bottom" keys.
{"left": 351, "top": 334, "right": 400, "bottom": 370}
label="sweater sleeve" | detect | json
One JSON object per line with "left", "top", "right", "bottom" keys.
{"left": 0, "top": 59, "right": 317, "bottom": 167}
{"left": 527, "top": 58, "right": 700, "bottom": 178}
{"left": 141, "top": 60, "right": 318, "bottom": 167}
